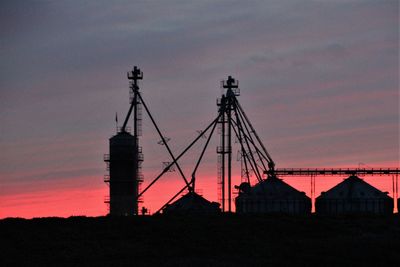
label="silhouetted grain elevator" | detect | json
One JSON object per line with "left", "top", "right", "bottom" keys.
{"left": 104, "top": 66, "right": 143, "bottom": 216}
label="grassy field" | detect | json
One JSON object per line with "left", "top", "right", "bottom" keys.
{"left": 1, "top": 215, "right": 399, "bottom": 266}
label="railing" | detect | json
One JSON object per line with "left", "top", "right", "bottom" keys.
{"left": 270, "top": 168, "right": 400, "bottom": 177}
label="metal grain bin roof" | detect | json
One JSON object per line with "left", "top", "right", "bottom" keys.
{"left": 238, "top": 176, "right": 309, "bottom": 200}
{"left": 163, "top": 191, "right": 221, "bottom": 214}
{"left": 316, "top": 175, "right": 392, "bottom": 200}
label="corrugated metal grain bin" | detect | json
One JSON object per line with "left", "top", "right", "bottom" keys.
{"left": 163, "top": 191, "right": 221, "bottom": 215}
{"left": 235, "top": 176, "right": 311, "bottom": 214}
{"left": 315, "top": 175, "right": 393, "bottom": 215}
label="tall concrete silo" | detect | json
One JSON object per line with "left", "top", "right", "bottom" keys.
{"left": 104, "top": 66, "right": 144, "bottom": 216}
{"left": 105, "top": 131, "right": 142, "bottom": 216}
{"left": 315, "top": 175, "right": 393, "bottom": 215}
{"left": 235, "top": 176, "right": 311, "bottom": 214}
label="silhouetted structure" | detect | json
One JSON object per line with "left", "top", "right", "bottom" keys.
{"left": 163, "top": 192, "right": 220, "bottom": 214}
{"left": 104, "top": 66, "right": 144, "bottom": 216}
{"left": 315, "top": 175, "right": 393, "bottom": 215}
{"left": 235, "top": 176, "right": 311, "bottom": 214}
{"left": 104, "top": 132, "right": 142, "bottom": 215}
{"left": 104, "top": 67, "right": 399, "bottom": 215}
{"left": 141, "top": 75, "right": 275, "bottom": 214}
{"left": 216, "top": 76, "right": 275, "bottom": 212}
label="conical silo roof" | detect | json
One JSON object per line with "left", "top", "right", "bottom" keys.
{"left": 163, "top": 191, "right": 221, "bottom": 214}
{"left": 247, "top": 176, "right": 309, "bottom": 199}
{"left": 317, "top": 175, "right": 392, "bottom": 200}
{"left": 235, "top": 176, "right": 311, "bottom": 214}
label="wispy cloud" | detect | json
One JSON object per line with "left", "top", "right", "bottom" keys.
{"left": 1, "top": 0, "right": 398, "bottom": 217}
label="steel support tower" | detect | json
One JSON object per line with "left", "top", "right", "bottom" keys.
{"left": 104, "top": 66, "right": 144, "bottom": 216}
{"left": 217, "top": 76, "right": 239, "bottom": 212}
{"left": 126, "top": 66, "right": 144, "bottom": 215}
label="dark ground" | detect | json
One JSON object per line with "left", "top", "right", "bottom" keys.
{"left": 1, "top": 214, "right": 399, "bottom": 266}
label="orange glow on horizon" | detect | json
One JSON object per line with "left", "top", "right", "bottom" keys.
{"left": 2, "top": 162, "right": 398, "bottom": 219}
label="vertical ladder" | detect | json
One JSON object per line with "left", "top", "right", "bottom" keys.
{"left": 136, "top": 99, "right": 142, "bottom": 136}
{"left": 217, "top": 154, "right": 223, "bottom": 205}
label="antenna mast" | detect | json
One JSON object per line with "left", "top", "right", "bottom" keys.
{"left": 127, "top": 66, "right": 144, "bottom": 215}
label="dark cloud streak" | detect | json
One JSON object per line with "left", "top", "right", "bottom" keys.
{"left": 0, "top": 0, "right": 398, "bottom": 217}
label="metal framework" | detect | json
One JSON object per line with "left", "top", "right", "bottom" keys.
{"left": 216, "top": 76, "right": 276, "bottom": 212}
{"left": 106, "top": 66, "right": 194, "bottom": 215}
{"left": 107, "top": 67, "right": 399, "bottom": 215}
{"left": 268, "top": 168, "right": 400, "bottom": 212}
{"left": 127, "top": 66, "right": 143, "bottom": 215}
{"left": 185, "top": 76, "right": 277, "bottom": 211}
{"left": 128, "top": 74, "right": 276, "bottom": 213}
{"left": 103, "top": 67, "right": 145, "bottom": 215}
{"left": 268, "top": 168, "right": 400, "bottom": 177}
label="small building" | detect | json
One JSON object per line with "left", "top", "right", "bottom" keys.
{"left": 163, "top": 191, "right": 221, "bottom": 214}
{"left": 315, "top": 175, "right": 393, "bottom": 215}
{"left": 235, "top": 176, "right": 311, "bottom": 214}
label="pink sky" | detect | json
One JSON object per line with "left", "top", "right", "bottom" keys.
{"left": 0, "top": 1, "right": 398, "bottom": 218}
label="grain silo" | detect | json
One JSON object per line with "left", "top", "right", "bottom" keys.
{"left": 104, "top": 66, "right": 144, "bottom": 216}
{"left": 163, "top": 191, "right": 221, "bottom": 214}
{"left": 315, "top": 175, "right": 393, "bottom": 215}
{"left": 105, "top": 131, "right": 142, "bottom": 216}
{"left": 235, "top": 176, "right": 311, "bottom": 214}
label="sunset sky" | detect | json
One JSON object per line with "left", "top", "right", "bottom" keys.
{"left": 1, "top": 0, "right": 398, "bottom": 218}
